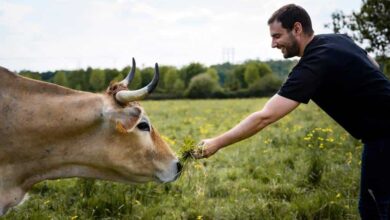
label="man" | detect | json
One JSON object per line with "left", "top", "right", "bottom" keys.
{"left": 194, "top": 4, "right": 390, "bottom": 219}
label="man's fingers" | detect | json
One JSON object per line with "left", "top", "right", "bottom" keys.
{"left": 192, "top": 149, "right": 203, "bottom": 159}
{"left": 197, "top": 141, "right": 205, "bottom": 148}
{"left": 192, "top": 142, "right": 206, "bottom": 159}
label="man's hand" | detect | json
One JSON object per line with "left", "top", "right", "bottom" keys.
{"left": 193, "top": 138, "right": 220, "bottom": 159}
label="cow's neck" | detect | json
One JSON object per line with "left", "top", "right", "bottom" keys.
{"left": 0, "top": 72, "right": 110, "bottom": 214}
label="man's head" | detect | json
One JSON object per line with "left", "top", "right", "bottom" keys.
{"left": 268, "top": 4, "right": 314, "bottom": 58}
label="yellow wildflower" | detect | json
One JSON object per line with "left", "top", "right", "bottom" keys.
{"left": 346, "top": 152, "right": 353, "bottom": 165}
{"left": 326, "top": 138, "right": 334, "bottom": 142}
{"left": 161, "top": 135, "right": 176, "bottom": 145}
{"left": 194, "top": 163, "right": 203, "bottom": 170}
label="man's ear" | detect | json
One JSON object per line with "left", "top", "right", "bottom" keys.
{"left": 107, "top": 106, "right": 142, "bottom": 134}
{"left": 293, "top": 22, "right": 303, "bottom": 35}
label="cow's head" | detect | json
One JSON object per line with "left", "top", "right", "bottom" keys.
{"left": 100, "top": 58, "right": 182, "bottom": 183}
{"left": 0, "top": 60, "right": 182, "bottom": 216}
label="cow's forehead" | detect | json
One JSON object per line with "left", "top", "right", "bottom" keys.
{"left": 122, "top": 107, "right": 142, "bottom": 117}
{"left": 102, "top": 100, "right": 145, "bottom": 120}
{"left": 108, "top": 99, "right": 144, "bottom": 111}
{"left": 127, "top": 101, "right": 141, "bottom": 107}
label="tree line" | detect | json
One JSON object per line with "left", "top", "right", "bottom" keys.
{"left": 18, "top": 60, "right": 297, "bottom": 99}
{"left": 17, "top": 0, "right": 390, "bottom": 99}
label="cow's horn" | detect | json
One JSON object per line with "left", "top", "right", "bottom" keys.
{"left": 115, "top": 63, "right": 160, "bottom": 103}
{"left": 119, "top": 57, "right": 136, "bottom": 87}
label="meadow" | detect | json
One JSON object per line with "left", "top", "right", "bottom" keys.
{"left": 2, "top": 98, "right": 362, "bottom": 220}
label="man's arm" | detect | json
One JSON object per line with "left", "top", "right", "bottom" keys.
{"left": 194, "top": 94, "right": 300, "bottom": 158}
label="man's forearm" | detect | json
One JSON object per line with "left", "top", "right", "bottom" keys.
{"left": 212, "top": 111, "right": 272, "bottom": 149}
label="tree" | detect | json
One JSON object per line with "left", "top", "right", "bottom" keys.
{"left": 224, "top": 71, "right": 242, "bottom": 91}
{"left": 244, "top": 63, "right": 260, "bottom": 86}
{"left": 210, "top": 62, "right": 235, "bottom": 85}
{"left": 257, "top": 63, "right": 273, "bottom": 77}
{"left": 265, "top": 59, "right": 298, "bottom": 79}
{"left": 185, "top": 73, "right": 221, "bottom": 98}
{"left": 155, "top": 65, "right": 175, "bottom": 91}
{"left": 89, "top": 69, "right": 106, "bottom": 92}
{"left": 84, "top": 67, "right": 94, "bottom": 91}
{"left": 243, "top": 61, "right": 273, "bottom": 87}
{"left": 141, "top": 67, "right": 154, "bottom": 87}
{"left": 180, "top": 63, "right": 207, "bottom": 87}
{"left": 19, "top": 71, "right": 41, "bottom": 80}
{"left": 249, "top": 74, "right": 282, "bottom": 96}
{"left": 327, "top": 0, "right": 390, "bottom": 57}
{"left": 206, "top": 68, "right": 219, "bottom": 82}
{"left": 104, "top": 68, "right": 121, "bottom": 86}
{"left": 53, "top": 71, "right": 69, "bottom": 87}
{"left": 232, "top": 64, "right": 247, "bottom": 88}
{"left": 67, "top": 69, "right": 87, "bottom": 90}
{"left": 172, "top": 79, "right": 185, "bottom": 95}
{"left": 164, "top": 68, "right": 179, "bottom": 93}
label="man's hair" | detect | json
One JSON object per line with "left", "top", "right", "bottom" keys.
{"left": 268, "top": 4, "right": 314, "bottom": 36}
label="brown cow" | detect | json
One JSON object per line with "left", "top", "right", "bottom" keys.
{"left": 0, "top": 59, "right": 182, "bottom": 215}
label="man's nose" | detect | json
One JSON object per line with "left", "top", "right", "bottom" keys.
{"left": 271, "top": 40, "right": 277, "bottom": 48}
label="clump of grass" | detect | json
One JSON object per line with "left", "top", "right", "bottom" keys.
{"left": 306, "top": 154, "right": 324, "bottom": 187}
{"left": 175, "top": 136, "right": 203, "bottom": 179}
{"left": 178, "top": 136, "right": 200, "bottom": 162}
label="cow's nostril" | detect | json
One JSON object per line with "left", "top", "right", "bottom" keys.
{"left": 176, "top": 162, "right": 183, "bottom": 174}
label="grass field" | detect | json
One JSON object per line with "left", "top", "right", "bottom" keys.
{"left": 2, "top": 98, "right": 362, "bottom": 219}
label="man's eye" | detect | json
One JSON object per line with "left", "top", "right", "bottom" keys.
{"left": 137, "top": 122, "right": 150, "bottom": 131}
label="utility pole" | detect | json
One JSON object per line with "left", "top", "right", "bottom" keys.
{"left": 222, "top": 47, "right": 235, "bottom": 64}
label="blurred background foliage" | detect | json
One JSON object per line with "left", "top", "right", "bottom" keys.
{"left": 18, "top": 59, "right": 296, "bottom": 99}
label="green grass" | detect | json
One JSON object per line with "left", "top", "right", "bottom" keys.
{"left": 2, "top": 99, "right": 362, "bottom": 219}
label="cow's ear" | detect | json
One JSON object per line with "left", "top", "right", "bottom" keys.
{"left": 107, "top": 107, "right": 142, "bottom": 134}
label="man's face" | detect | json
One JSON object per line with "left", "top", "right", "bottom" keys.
{"left": 269, "top": 21, "right": 300, "bottom": 58}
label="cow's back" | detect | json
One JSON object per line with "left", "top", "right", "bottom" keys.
{"left": 0, "top": 67, "right": 104, "bottom": 150}
{"left": 0, "top": 67, "right": 19, "bottom": 141}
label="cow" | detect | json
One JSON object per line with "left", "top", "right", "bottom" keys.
{"left": 0, "top": 59, "right": 182, "bottom": 216}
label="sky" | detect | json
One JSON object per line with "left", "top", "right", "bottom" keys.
{"left": 0, "top": 0, "right": 362, "bottom": 72}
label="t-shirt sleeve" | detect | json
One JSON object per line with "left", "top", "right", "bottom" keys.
{"left": 278, "top": 57, "right": 324, "bottom": 104}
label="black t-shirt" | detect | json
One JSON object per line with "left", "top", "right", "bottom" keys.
{"left": 278, "top": 34, "right": 390, "bottom": 141}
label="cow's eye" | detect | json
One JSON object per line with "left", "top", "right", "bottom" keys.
{"left": 137, "top": 122, "right": 150, "bottom": 131}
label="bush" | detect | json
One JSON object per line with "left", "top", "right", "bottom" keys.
{"left": 249, "top": 74, "right": 283, "bottom": 96}
{"left": 185, "top": 73, "right": 222, "bottom": 98}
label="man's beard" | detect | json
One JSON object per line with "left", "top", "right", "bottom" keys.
{"left": 283, "top": 33, "right": 300, "bottom": 58}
